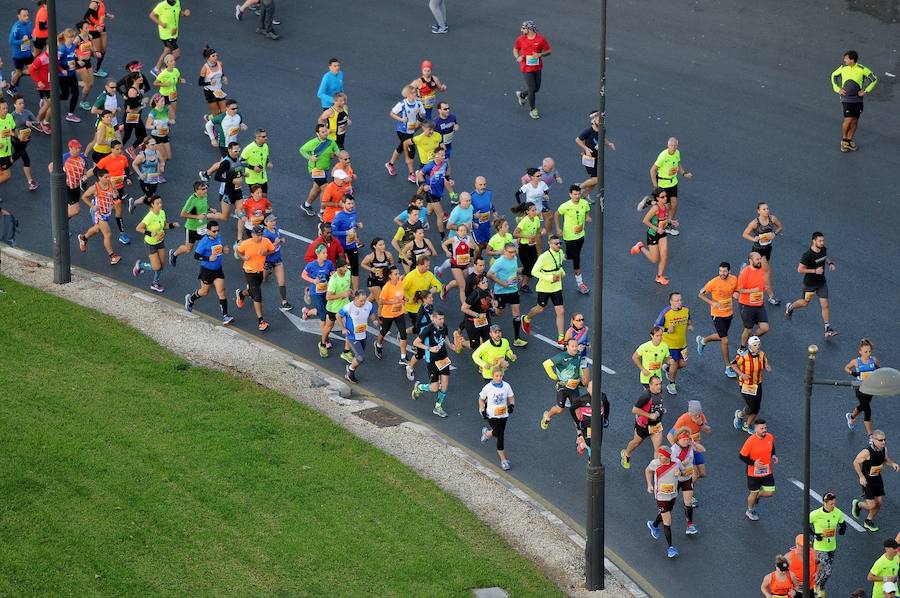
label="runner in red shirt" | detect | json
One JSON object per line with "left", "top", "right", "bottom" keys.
{"left": 512, "top": 20, "right": 551, "bottom": 119}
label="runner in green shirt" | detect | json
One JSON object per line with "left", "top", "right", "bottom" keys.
{"left": 521, "top": 235, "right": 566, "bottom": 343}
{"left": 324, "top": 258, "right": 353, "bottom": 363}
{"left": 169, "top": 181, "right": 223, "bottom": 266}
{"left": 153, "top": 54, "right": 185, "bottom": 120}
{"left": 555, "top": 185, "right": 592, "bottom": 294}
{"left": 539, "top": 338, "right": 587, "bottom": 429}
{"left": 830, "top": 50, "right": 878, "bottom": 152}
{"left": 631, "top": 326, "right": 671, "bottom": 386}
{"left": 808, "top": 493, "right": 846, "bottom": 593}
{"left": 299, "top": 123, "right": 340, "bottom": 216}
{"left": 150, "top": 0, "right": 190, "bottom": 74}
{"left": 642, "top": 137, "right": 692, "bottom": 231}
{"left": 868, "top": 539, "right": 899, "bottom": 598}
{"left": 512, "top": 203, "right": 543, "bottom": 293}
{"left": 133, "top": 195, "right": 178, "bottom": 293}
{"left": 0, "top": 100, "right": 15, "bottom": 164}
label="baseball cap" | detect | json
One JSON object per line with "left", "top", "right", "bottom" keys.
{"left": 421, "top": 60, "right": 433, "bottom": 69}
{"left": 68, "top": 139, "right": 82, "bottom": 148}
{"left": 264, "top": 214, "right": 277, "bottom": 223}
{"left": 489, "top": 324, "right": 502, "bottom": 332}
{"left": 332, "top": 169, "right": 348, "bottom": 180}
{"left": 688, "top": 400, "right": 702, "bottom": 415}
{"left": 251, "top": 225, "right": 264, "bottom": 235}
{"left": 657, "top": 446, "right": 671, "bottom": 458}
{"left": 884, "top": 581, "right": 898, "bottom": 594}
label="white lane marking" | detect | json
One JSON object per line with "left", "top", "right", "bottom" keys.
{"left": 280, "top": 228, "right": 312, "bottom": 242}
{"left": 789, "top": 478, "right": 864, "bottom": 532}
{"left": 532, "top": 333, "right": 616, "bottom": 374}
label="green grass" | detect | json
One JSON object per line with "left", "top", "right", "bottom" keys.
{"left": 0, "top": 275, "right": 561, "bottom": 597}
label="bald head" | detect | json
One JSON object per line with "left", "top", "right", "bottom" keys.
{"left": 474, "top": 176, "right": 487, "bottom": 192}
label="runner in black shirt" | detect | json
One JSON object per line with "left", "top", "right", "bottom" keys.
{"left": 461, "top": 275, "right": 493, "bottom": 348}
{"left": 620, "top": 376, "right": 666, "bottom": 469}
{"left": 784, "top": 232, "right": 838, "bottom": 338}
{"left": 412, "top": 311, "right": 459, "bottom": 418}
{"left": 573, "top": 111, "right": 615, "bottom": 203}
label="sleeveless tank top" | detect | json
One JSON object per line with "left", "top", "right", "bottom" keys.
{"left": 204, "top": 62, "right": 224, "bottom": 92}
{"left": 768, "top": 571, "right": 793, "bottom": 596}
{"left": 368, "top": 251, "right": 391, "bottom": 283}
{"left": 94, "top": 122, "right": 115, "bottom": 154}
{"left": 410, "top": 239, "right": 430, "bottom": 264}
{"left": 649, "top": 205, "right": 668, "bottom": 235}
{"left": 418, "top": 76, "right": 438, "bottom": 108}
{"left": 93, "top": 181, "right": 116, "bottom": 214}
{"left": 451, "top": 236, "right": 472, "bottom": 267}
{"left": 139, "top": 150, "right": 161, "bottom": 183}
{"left": 327, "top": 106, "right": 349, "bottom": 138}
{"left": 150, "top": 108, "right": 170, "bottom": 138}
{"left": 856, "top": 356, "right": 877, "bottom": 380}
{"left": 753, "top": 217, "right": 776, "bottom": 247}
{"left": 862, "top": 445, "right": 886, "bottom": 479}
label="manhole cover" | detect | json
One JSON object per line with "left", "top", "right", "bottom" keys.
{"left": 354, "top": 406, "right": 406, "bottom": 428}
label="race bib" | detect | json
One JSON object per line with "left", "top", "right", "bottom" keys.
{"left": 861, "top": 371, "right": 871, "bottom": 380}
{"left": 648, "top": 423, "right": 663, "bottom": 434}
{"left": 228, "top": 127, "right": 240, "bottom": 137}
{"left": 441, "top": 131, "right": 454, "bottom": 144}
{"left": 668, "top": 166, "right": 678, "bottom": 177}
{"left": 79, "top": 41, "right": 92, "bottom": 54}
{"left": 565, "top": 378, "right": 580, "bottom": 389}
{"left": 144, "top": 171, "right": 160, "bottom": 184}
{"left": 658, "top": 483, "right": 675, "bottom": 494}
{"left": 212, "top": 89, "right": 227, "bottom": 99}
{"left": 525, "top": 54, "right": 540, "bottom": 66}
{"left": 648, "top": 361, "right": 661, "bottom": 371}
{"left": 682, "top": 466, "right": 694, "bottom": 478}
{"left": 390, "top": 303, "right": 403, "bottom": 316}
{"left": 336, "top": 123, "right": 347, "bottom": 135}
{"left": 804, "top": 291, "right": 816, "bottom": 301}
{"left": 315, "top": 281, "right": 328, "bottom": 294}
{"left": 346, "top": 228, "right": 357, "bottom": 245}
{"left": 493, "top": 405, "right": 507, "bottom": 417}
{"left": 17, "top": 129, "right": 30, "bottom": 142}
{"left": 574, "top": 225, "right": 583, "bottom": 234}
{"left": 741, "top": 383, "right": 758, "bottom": 395}
{"left": 311, "top": 168, "right": 325, "bottom": 179}
{"left": 680, "top": 349, "right": 689, "bottom": 360}
{"left": 717, "top": 299, "right": 731, "bottom": 309}
{"left": 157, "top": 126, "right": 169, "bottom": 137}
{"left": 657, "top": 219, "right": 668, "bottom": 230}
{"left": 753, "top": 463, "right": 769, "bottom": 476}
{"left": 110, "top": 175, "right": 125, "bottom": 187}
{"left": 0, "top": 129, "right": 11, "bottom": 138}
{"left": 757, "top": 232, "right": 774, "bottom": 245}
{"left": 168, "top": 91, "right": 177, "bottom": 102}
{"left": 473, "top": 315, "right": 488, "bottom": 328}
{"left": 210, "top": 245, "right": 223, "bottom": 259}
{"left": 822, "top": 527, "right": 836, "bottom": 538}
{"left": 436, "top": 356, "right": 451, "bottom": 371}
{"left": 749, "top": 291, "right": 763, "bottom": 303}
{"left": 478, "top": 212, "right": 491, "bottom": 223}
{"left": 125, "top": 112, "right": 140, "bottom": 124}
{"left": 581, "top": 154, "right": 595, "bottom": 167}
{"left": 197, "top": 226, "right": 208, "bottom": 236}
{"left": 870, "top": 464, "right": 883, "bottom": 477}
{"left": 422, "top": 95, "right": 436, "bottom": 109}
{"left": 354, "top": 322, "right": 367, "bottom": 334}
{"left": 67, "top": 60, "right": 76, "bottom": 71}
{"left": 455, "top": 253, "right": 469, "bottom": 266}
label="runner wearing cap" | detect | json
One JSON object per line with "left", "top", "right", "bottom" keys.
{"left": 337, "top": 290, "right": 376, "bottom": 383}
{"left": 479, "top": 368, "right": 516, "bottom": 471}
{"left": 316, "top": 169, "right": 349, "bottom": 221}
{"left": 759, "top": 555, "right": 799, "bottom": 598}
{"left": 184, "top": 220, "right": 234, "bottom": 325}
{"left": 739, "top": 419, "right": 777, "bottom": 521}
{"left": 59, "top": 138, "right": 87, "bottom": 219}
{"left": 784, "top": 533, "right": 817, "bottom": 597}
{"left": 645, "top": 445, "right": 686, "bottom": 559}
{"left": 670, "top": 428, "right": 703, "bottom": 535}
{"left": 867, "top": 539, "right": 899, "bottom": 598}
{"left": 512, "top": 20, "right": 551, "bottom": 120}
{"left": 667, "top": 400, "right": 710, "bottom": 499}
{"left": 852, "top": 430, "right": 899, "bottom": 532}
{"left": 262, "top": 214, "right": 293, "bottom": 311}
{"left": 299, "top": 123, "right": 340, "bottom": 217}
{"left": 409, "top": 60, "right": 446, "bottom": 120}
{"left": 300, "top": 243, "right": 336, "bottom": 356}
{"left": 472, "top": 325, "right": 516, "bottom": 379}
{"left": 540, "top": 338, "right": 587, "bottom": 430}
{"left": 234, "top": 224, "right": 275, "bottom": 331}
{"left": 809, "top": 491, "right": 847, "bottom": 595}
{"left": 732, "top": 335, "right": 771, "bottom": 433}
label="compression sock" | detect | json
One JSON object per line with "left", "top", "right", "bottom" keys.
{"left": 115, "top": 217, "right": 124, "bottom": 233}
{"left": 436, "top": 390, "right": 446, "bottom": 406}
{"left": 279, "top": 285, "right": 287, "bottom": 301}
{"left": 219, "top": 299, "right": 228, "bottom": 315}
{"left": 416, "top": 383, "right": 432, "bottom": 394}
{"left": 653, "top": 513, "right": 663, "bottom": 527}
{"left": 663, "top": 524, "right": 672, "bottom": 547}
{"left": 95, "top": 53, "right": 105, "bottom": 70}
{"left": 685, "top": 506, "right": 693, "bottom": 523}
{"left": 152, "top": 270, "right": 161, "bottom": 285}
{"left": 139, "top": 261, "right": 152, "bottom": 272}
{"left": 513, "top": 317, "right": 522, "bottom": 339}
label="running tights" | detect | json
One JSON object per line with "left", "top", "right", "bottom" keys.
{"left": 488, "top": 417, "right": 507, "bottom": 450}
{"left": 522, "top": 70, "right": 542, "bottom": 110}
{"left": 59, "top": 76, "right": 79, "bottom": 114}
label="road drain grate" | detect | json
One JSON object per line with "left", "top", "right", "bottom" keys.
{"left": 354, "top": 406, "right": 407, "bottom": 428}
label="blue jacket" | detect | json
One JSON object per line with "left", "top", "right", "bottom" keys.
{"left": 317, "top": 70, "right": 343, "bottom": 109}
{"left": 331, "top": 209, "right": 358, "bottom": 251}
{"left": 8, "top": 20, "right": 32, "bottom": 59}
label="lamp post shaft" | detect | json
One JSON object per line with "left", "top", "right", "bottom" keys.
{"left": 802, "top": 346, "right": 817, "bottom": 594}
{"left": 47, "top": 0, "right": 70, "bottom": 284}
{"left": 585, "top": 0, "right": 607, "bottom": 589}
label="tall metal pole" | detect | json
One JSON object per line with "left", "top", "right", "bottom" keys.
{"left": 802, "top": 345, "right": 817, "bottom": 594}
{"left": 585, "top": 0, "right": 607, "bottom": 589}
{"left": 47, "top": 0, "right": 70, "bottom": 284}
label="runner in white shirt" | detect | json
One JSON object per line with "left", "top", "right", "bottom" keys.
{"left": 338, "top": 290, "right": 376, "bottom": 383}
{"left": 479, "top": 368, "right": 516, "bottom": 471}
{"left": 518, "top": 167, "right": 551, "bottom": 232}
{"left": 645, "top": 445, "right": 687, "bottom": 559}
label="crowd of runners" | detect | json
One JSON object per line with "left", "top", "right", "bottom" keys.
{"left": 0, "top": 2, "right": 895, "bottom": 595}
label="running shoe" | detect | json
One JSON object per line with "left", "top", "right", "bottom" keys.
{"left": 374, "top": 343, "right": 384, "bottom": 359}
{"left": 725, "top": 366, "right": 738, "bottom": 378}
{"left": 319, "top": 342, "right": 328, "bottom": 358}
{"left": 184, "top": 293, "right": 193, "bottom": 312}
{"left": 636, "top": 195, "right": 652, "bottom": 211}
{"left": 345, "top": 366, "right": 358, "bottom": 383}
{"left": 529, "top": 108, "right": 540, "bottom": 120}
{"left": 168, "top": 249, "right": 176, "bottom": 267}
{"left": 620, "top": 449, "right": 631, "bottom": 469}
{"left": 65, "top": 113, "right": 81, "bottom": 123}
{"left": 863, "top": 519, "right": 879, "bottom": 532}
{"left": 93, "top": 68, "right": 107, "bottom": 77}
{"left": 539, "top": 411, "right": 550, "bottom": 430}
{"left": 272, "top": 18, "right": 281, "bottom": 25}
{"left": 448, "top": 192, "right": 459, "bottom": 204}
{"left": 500, "top": 460, "right": 511, "bottom": 471}
{"left": 840, "top": 140, "right": 850, "bottom": 152}
{"left": 576, "top": 438, "right": 586, "bottom": 456}
{"left": 234, "top": 288, "right": 245, "bottom": 309}
{"left": 127, "top": 195, "right": 135, "bottom": 214}
{"left": 845, "top": 412, "right": 855, "bottom": 429}
{"left": 433, "top": 404, "right": 448, "bottom": 418}
{"left": 431, "top": 25, "right": 449, "bottom": 34}
{"left": 433, "top": 265, "right": 444, "bottom": 279}
{"left": 132, "top": 259, "right": 141, "bottom": 276}
{"left": 304, "top": 287, "right": 311, "bottom": 305}
{"left": 198, "top": 170, "right": 209, "bottom": 182}
{"left": 4, "top": 86, "right": 17, "bottom": 97}
{"left": 234, "top": 4, "right": 242, "bottom": 19}
{"left": 847, "top": 140, "right": 858, "bottom": 151}
{"left": 258, "top": 320, "right": 269, "bottom": 331}
{"left": 825, "top": 326, "right": 839, "bottom": 338}
{"left": 513, "top": 338, "right": 528, "bottom": 347}
{"left": 767, "top": 296, "right": 781, "bottom": 305}
{"left": 405, "top": 366, "right": 415, "bottom": 382}
{"left": 27, "top": 179, "right": 39, "bottom": 191}
{"left": 691, "top": 496, "right": 698, "bottom": 508}
{"left": 666, "top": 227, "right": 680, "bottom": 237}
{"left": 655, "top": 274, "right": 669, "bottom": 286}
{"left": 398, "top": 355, "right": 409, "bottom": 366}
{"left": 733, "top": 409, "right": 743, "bottom": 430}
{"left": 521, "top": 316, "right": 532, "bottom": 335}
{"left": 784, "top": 302, "right": 794, "bottom": 320}
{"left": 557, "top": 335, "right": 564, "bottom": 347}
{"left": 222, "top": 315, "right": 235, "bottom": 325}
{"left": 742, "top": 423, "right": 752, "bottom": 435}
{"left": 384, "top": 162, "right": 396, "bottom": 176}
{"left": 736, "top": 346, "right": 748, "bottom": 356}
{"left": 280, "top": 301, "right": 294, "bottom": 312}
{"left": 647, "top": 520, "right": 660, "bottom": 540}
{"left": 577, "top": 282, "right": 589, "bottom": 295}
{"left": 745, "top": 509, "right": 759, "bottom": 521}
{"left": 118, "top": 233, "right": 131, "bottom": 246}
{"left": 340, "top": 350, "right": 353, "bottom": 364}
{"left": 480, "top": 426, "right": 490, "bottom": 443}
{"left": 109, "top": 253, "right": 122, "bottom": 265}
{"left": 515, "top": 90, "right": 526, "bottom": 106}
{"left": 629, "top": 241, "right": 644, "bottom": 255}
{"left": 666, "top": 546, "right": 679, "bottom": 558}
{"left": 301, "top": 203, "right": 315, "bottom": 217}
{"left": 40, "top": 123, "right": 51, "bottom": 134}
{"left": 407, "top": 173, "right": 417, "bottom": 184}
{"left": 666, "top": 382, "right": 677, "bottom": 395}
{"left": 301, "top": 307, "right": 310, "bottom": 321}
{"left": 78, "top": 234, "right": 87, "bottom": 252}
{"left": 79, "top": 100, "right": 91, "bottom": 111}
{"left": 150, "top": 282, "right": 164, "bottom": 293}
{"left": 695, "top": 335, "right": 705, "bottom": 356}
{"left": 264, "top": 31, "right": 280, "bottom": 40}
{"left": 851, "top": 498, "right": 861, "bottom": 519}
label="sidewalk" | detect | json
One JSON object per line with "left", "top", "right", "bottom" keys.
{"left": 0, "top": 246, "right": 640, "bottom": 598}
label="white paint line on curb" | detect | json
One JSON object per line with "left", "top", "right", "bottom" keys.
{"left": 789, "top": 478, "right": 864, "bottom": 532}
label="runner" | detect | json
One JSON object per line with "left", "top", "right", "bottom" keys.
{"left": 316, "top": 58, "right": 343, "bottom": 111}
{"left": 741, "top": 202, "right": 783, "bottom": 305}
{"left": 411, "top": 120, "right": 442, "bottom": 169}
{"left": 385, "top": 85, "right": 425, "bottom": 183}
{"left": 759, "top": 556, "right": 799, "bottom": 598}
{"left": 338, "top": 290, "right": 377, "bottom": 383}
{"left": 867, "top": 539, "right": 899, "bottom": 598}
{"left": 330, "top": 195, "right": 362, "bottom": 291}
{"left": 27, "top": 45, "right": 50, "bottom": 132}
{"left": 90, "top": 141, "right": 131, "bottom": 245}
{"left": 696, "top": 261, "right": 739, "bottom": 378}
{"left": 784, "top": 533, "right": 817, "bottom": 598}
{"left": 198, "top": 45, "right": 228, "bottom": 117}
{"left": 400, "top": 226, "right": 436, "bottom": 276}
{"left": 303, "top": 221, "right": 344, "bottom": 265}
{"left": 432, "top": 100, "right": 458, "bottom": 161}
{"left": 654, "top": 291, "right": 692, "bottom": 395}
{"left": 620, "top": 376, "right": 666, "bottom": 469}
{"left": 645, "top": 445, "right": 685, "bottom": 559}
{"left": 570, "top": 390, "right": 609, "bottom": 457}
{"left": 513, "top": 202, "right": 542, "bottom": 293}
{"left": 639, "top": 137, "right": 693, "bottom": 233}
{"left": 629, "top": 188, "right": 674, "bottom": 285}
{"left": 809, "top": 491, "right": 847, "bottom": 595}
{"left": 60, "top": 139, "right": 87, "bottom": 218}
{"left": 631, "top": 326, "right": 671, "bottom": 389}
{"left": 7, "top": 7, "right": 33, "bottom": 96}
{"left": 852, "top": 430, "right": 899, "bottom": 532}
{"left": 831, "top": 50, "right": 877, "bottom": 152}
{"left": 439, "top": 223, "right": 473, "bottom": 304}
{"left": 149, "top": 0, "right": 190, "bottom": 75}
{"left": 234, "top": 224, "right": 274, "bottom": 331}
{"left": 236, "top": 183, "right": 271, "bottom": 247}
{"left": 460, "top": 275, "right": 493, "bottom": 349}
{"left": 488, "top": 242, "right": 527, "bottom": 346}
{"left": 89, "top": 81, "right": 119, "bottom": 130}
{"left": 521, "top": 234, "right": 566, "bottom": 343}
{"left": 152, "top": 54, "right": 184, "bottom": 123}
{"left": 133, "top": 194, "right": 178, "bottom": 293}
{"left": 575, "top": 111, "right": 615, "bottom": 203}
{"left": 317, "top": 92, "right": 350, "bottom": 150}
{"left": 844, "top": 338, "right": 881, "bottom": 434}
{"left": 516, "top": 167, "right": 551, "bottom": 249}
{"left": 409, "top": 60, "right": 447, "bottom": 120}
{"left": 470, "top": 176, "right": 494, "bottom": 255}
{"left": 300, "top": 244, "right": 336, "bottom": 357}
{"left": 373, "top": 266, "right": 409, "bottom": 364}
{"left": 732, "top": 335, "right": 771, "bottom": 433}
{"left": 76, "top": 169, "right": 121, "bottom": 265}
{"left": 31, "top": 0, "right": 47, "bottom": 58}
{"left": 737, "top": 251, "right": 771, "bottom": 350}
{"left": 184, "top": 220, "right": 234, "bottom": 325}
{"left": 484, "top": 217, "right": 512, "bottom": 266}
{"left": 204, "top": 100, "right": 246, "bottom": 158}
{"left": 479, "top": 367, "right": 516, "bottom": 470}
{"left": 240, "top": 128, "right": 272, "bottom": 193}
{"left": 472, "top": 324, "right": 516, "bottom": 379}
{"left": 74, "top": 20, "right": 98, "bottom": 110}
{"left": 563, "top": 313, "right": 590, "bottom": 363}
{"left": 512, "top": 20, "right": 551, "bottom": 120}
{"left": 208, "top": 142, "right": 243, "bottom": 227}
{"left": 784, "top": 232, "right": 838, "bottom": 339}
{"left": 555, "top": 185, "right": 591, "bottom": 294}
{"left": 144, "top": 95, "right": 172, "bottom": 163}
{"left": 324, "top": 257, "right": 353, "bottom": 362}
{"left": 392, "top": 204, "right": 424, "bottom": 271}
{"left": 670, "top": 428, "right": 703, "bottom": 535}
{"left": 360, "top": 237, "right": 394, "bottom": 304}
{"left": 740, "top": 419, "right": 777, "bottom": 521}
{"left": 9, "top": 95, "right": 39, "bottom": 190}
{"left": 315, "top": 168, "right": 349, "bottom": 221}
{"left": 120, "top": 72, "right": 148, "bottom": 153}
{"left": 56, "top": 29, "right": 82, "bottom": 123}
{"left": 411, "top": 310, "right": 459, "bottom": 418}
{"left": 666, "top": 400, "right": 710, "bottom": 495}
{"left": 84, "top": 0, "right": 110, "bottom": 78}
{"left": 405, "top": 289, "right": 434, "bottom": 381}
{"left": 298, "top": 123, "right": 340, "bottom": 216}
{"left": 130, "top": 137, "right": 165, "bottom": 210}
{"left": 261, "top": 214, "right": 293, "bottom": 311}
{"left": 332, "top": 150, "right": 356, "bottom": 194}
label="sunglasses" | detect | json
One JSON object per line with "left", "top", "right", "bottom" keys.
{"left": 574, "top": 318, "right": 584, "bottom": 321}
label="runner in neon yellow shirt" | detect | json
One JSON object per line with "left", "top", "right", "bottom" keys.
{"left": 153, "top": 54, "right": 185, "bottom": 121}
{"left": 631, "top": 326, "right": 671, "bottom": 386}
{"left": 643, "top": 137, "right": 692, "bottom": 231}
{"left": 554, "top": 185, "right": 591, "bottom": 294}
{"left": 830, "top": 50, "right": 877, "bottom": 152}
{"left": 149, "top": 0, "right": 190, "bottom": 74}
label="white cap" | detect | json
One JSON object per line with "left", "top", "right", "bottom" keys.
{"left": 332, "top": 169, "right": 348, "bottom": 180}
{"left": 884, "top": 582, "right": 897, "bottom": 594}
{"left": 748, "top": 335, "right": 761, "bottom": 347}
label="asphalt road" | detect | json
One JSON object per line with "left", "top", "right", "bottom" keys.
{"left": 3, "top": 0, "right": 900, "bottom": 595}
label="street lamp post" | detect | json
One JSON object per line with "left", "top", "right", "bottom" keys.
{"left": 585, "top": 0, "right": 608, "bottom": 589}
{"left": 801, "top": 346, "right": 900, "bottom": 591}
{"left": 47, "top": 0, "right": 71, "bottom": 284}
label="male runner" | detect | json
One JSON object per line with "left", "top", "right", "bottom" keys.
{"left": 185, "top": 220, "right": 234, "bottom": 325}
{"left": 785, "top": 232, "right": 838, "bottom": 338}
{"left": 852, "top": 431, "right": 899, "bottom": 532}
{"left": 654, "top": 291, "right": 691, "bottom": 395}
{"left": 740, "top": 419, "right": 777, "bottom": 521}
{"left": 831, "top": 50, "right": 877, "bottom": 152}
{"left": 696, "top": 262, "right": 739, "bottom": 378}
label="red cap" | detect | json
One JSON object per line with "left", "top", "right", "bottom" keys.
{"left": 657, "top": 446, "right": 671, "bottom": 458}
{"left": 421, "top": 60, "right": 433, "bottom": 69}
{"left": 68, "top": 139, "right": 82, "bottom": 147}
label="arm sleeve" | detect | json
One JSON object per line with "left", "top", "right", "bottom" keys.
{"left": 863, "top": 67, "right": 878, "bottom": 92}
{"left": 739, "top": 454, "right": 755, "bottom": 466}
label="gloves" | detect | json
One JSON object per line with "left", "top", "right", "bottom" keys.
{"left": 851, "top": 368, "right": 860, "bottom": 377}
{"left": 814, "top": 533, "right": 823, "bottom": 541}
{"left": 508, "top": 403, "right": 515, "bottom": 414}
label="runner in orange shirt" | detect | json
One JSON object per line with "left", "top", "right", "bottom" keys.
{"left": 739, "top": 419, "right": 777, "bottom": 521}
{"left": 784, "top": 533, "right": 817, "bottom": 597}
{"left": 374, "top": 266, "right": 409, "bottom": 363}
{"left": 234, "top": 224, "right": 275, "bottom": 331}
{"left": 91, "top": 140, "right": 132, "bottom": 245}
{"left": 319, "top": 170, "right": 349, "bottom": 223}
{"left": 736, "top": 251, "right": 770, "bottom": 351}
{"left": 696, "top": 261, "right": 739, "bottom": 378}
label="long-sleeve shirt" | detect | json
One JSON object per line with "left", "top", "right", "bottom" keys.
{"left": 317, "top": 70, "right": 344, "bottom": 109}
{"left": 8, "top": 20, "right": 32, "bottom": 59}
{"left": 831, "top": 63, "right": 877, "bottom": 102}
{"left": 531, "top": 248, "right": 565, "bottom": 293}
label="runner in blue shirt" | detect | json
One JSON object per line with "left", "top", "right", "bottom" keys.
{"left": 185, "top": 220, "right": 234, "bottom": 324}
{"left": 338, "top": 290, "right": 376, "bottom": 382}
{"left": 418, "top": 146, "right": 454, "bottom": 239}
{"left": 331, "top": 195, "right": 363, "bottom": 290}
{"left": 301, "top": 244, "right": 337, "bottom": 356}
{"left": 261, "top": 214, "right": 292, "bottom": 311}
{"left": 470, "top": 176, "right": 495, "bottom": 250}
{"left": 488, "top": 242, "right": 527, "bottom": 345}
